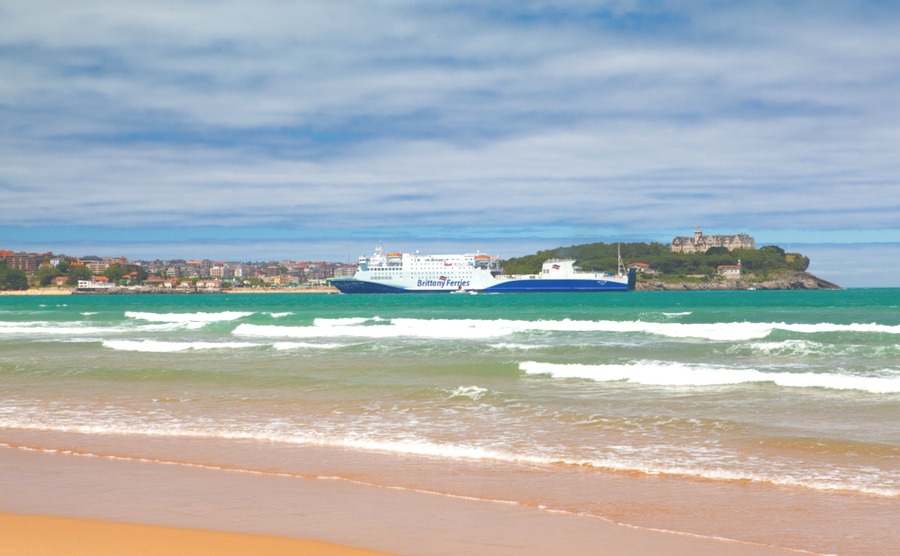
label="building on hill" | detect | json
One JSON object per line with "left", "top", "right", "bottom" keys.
{"left": 671, "top": 228, "right": 755, "bottom": 253}
{"left": 717, "top": 261, "right": 743, "bottom": 279}
{"left": 1, "top": 251, "right": 40, "bottom": 272}
{"left": 627, "top": 262, "right": 656, "bottom": 275}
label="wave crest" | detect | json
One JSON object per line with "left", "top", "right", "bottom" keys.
{"left": 520, "top": 361, "right": 900, "bottom": 393}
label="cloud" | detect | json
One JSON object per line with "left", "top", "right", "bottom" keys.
{"left": 1, "top": 1, "right": 899, "bottom": 284}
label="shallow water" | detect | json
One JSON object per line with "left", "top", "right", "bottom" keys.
{"left": 2, "top": 289, "right": 898, "bottom": 553}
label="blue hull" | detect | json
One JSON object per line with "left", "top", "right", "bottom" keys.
{"left": 330, "top": 270, "right": 636, "bottom": 294}
{"left": 329, "top": 279, "right": 410, "bottom": 294}
{"left": 482, "top": 278, "right": 631, "bottom": 293}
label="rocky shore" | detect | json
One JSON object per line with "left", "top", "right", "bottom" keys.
{"left": 636, "top": 271, "right": 841, "bottom": 291}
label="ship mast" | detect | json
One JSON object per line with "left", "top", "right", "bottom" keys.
{"left": 617, "top": 244, "right": 626, "bottom": 276}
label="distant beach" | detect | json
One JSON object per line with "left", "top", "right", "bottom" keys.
{"left": 223, "top": 286, "right": 339, "bottom": 294}
{"left": 1, "top": 287, "right": 73, "bottom": 295}
{"left": 1, "top": 286, "right": 339, "bottom": 296}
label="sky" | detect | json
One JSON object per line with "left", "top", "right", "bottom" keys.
{"left": 1, "top": 1, "right": 898, "bottom": 287}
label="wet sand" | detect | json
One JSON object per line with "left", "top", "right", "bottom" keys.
{"left": 0, "top": 446, "right": 802, "bottom": 556}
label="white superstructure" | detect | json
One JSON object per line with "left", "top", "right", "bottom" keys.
{"left": 329, "top": 245, "right": 635, "bottom": 294}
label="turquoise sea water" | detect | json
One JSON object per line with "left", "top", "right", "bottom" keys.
{"left": 2, "top": 289, "right": 898, "bottom": 551}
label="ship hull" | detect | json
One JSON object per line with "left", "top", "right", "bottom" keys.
{"left": 330, "top": 271, "right": 635, "bottom": 294}
{"left": 481, "top": 276, "right": 632, "bottom": 293}
{"left": 328, "top": 278, "right": 424, "bottom": 294}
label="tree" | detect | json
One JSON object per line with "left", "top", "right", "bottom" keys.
{"left": 0, "top": 260, "right": 29, "bottom": 290}
{"left": 65, "top": 265, "right": 92, "bottom": 286}
{"left": 501, "top": 240, "right": 808, "bottom": 280}
{"left": 34, "top": 265, "right": 63, "bottom": 286}
{"left": 104, "top": 263, "right": 136, "bottom": 283}
{"left": 785, "top": 253, "right": 810, "bottom": 271}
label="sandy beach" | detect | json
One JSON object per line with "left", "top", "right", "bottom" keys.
{"left": 222, "top": 285, "right": 339, "bottom": 294}
{"left": 0, "top": 288, "right": 73, "bottom": 296}
{"left": 1, "top": 286, "right": 339, "bottom": 296}
{"left": 0, "top": 513, "right": 397, "bottom": 556}
{"left": 0, "top": 445, "right": 804, "bottom": 556}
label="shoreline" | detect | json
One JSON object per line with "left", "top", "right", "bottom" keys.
{"left": 1, "top": 445, "right": 799, "bottom": 556}
{"left": 636, "top": 272, "right": 841, "bottom": 290}
{"left": 0, "top": 286, "right": 340, "bottom": 296}
{"left": 1, "top": 287, "right": 73, "bottom": 296}
{"left": 0, "top": 270, "right": 840, "bottom": 295}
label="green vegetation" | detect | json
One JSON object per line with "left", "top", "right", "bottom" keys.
{"left": 65, "top": 264, "right": 92, "bottom": 286}
{"left": 34, "top": 263, "right": 63, "bottom": 286}
{"left": 22, "top": 257, "right": 151, "bottom": 288}
{"left": 0, "top": 260, "right": 29, "bottom": 290}
{"left": 501, "top": 242, "right": 809, "bottom": 281}
{"left": 104, "top": 263, "right": 148, "bottom": 283}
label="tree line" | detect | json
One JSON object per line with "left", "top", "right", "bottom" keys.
{"left": 0, "top": 260, "right": 29, "bottom": 290}
{"left": 0, "top": 259, "right": 150, "bottom": 291}
{"left": 500, "top": 242, "right": 809, "bottom": 279}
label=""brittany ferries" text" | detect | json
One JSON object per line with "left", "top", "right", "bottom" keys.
{"left": 417, "top": 279, "right": 471, "bottom": 288}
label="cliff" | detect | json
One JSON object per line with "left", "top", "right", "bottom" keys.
{"left": 636, "top": 271, "right": 841, "bottom": 291}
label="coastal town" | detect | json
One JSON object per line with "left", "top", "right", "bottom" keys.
{"left": 0, "top": 229, "right": 840, "bottom": 293}
{"left": 0, "top": 249, "right": 355, "bottom": 294}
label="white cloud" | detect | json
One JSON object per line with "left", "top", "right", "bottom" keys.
{"left": 2, "top": 1, "right": 899, "bottom": 283}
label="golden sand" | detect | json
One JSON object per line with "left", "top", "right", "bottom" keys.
{"left": 0, "top": 288, "right": 72, "bottom": 296}
{"left": 222, "top": 286, "right": 339, "bottom": 294}
{"left": 0, "top": 513, "right": 400, "bottom": 556}
{"left": 1, "top": 443, "right": 802, "bottom": 556}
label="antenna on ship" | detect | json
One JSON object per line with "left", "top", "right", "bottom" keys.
{"left": 617, "top": 243, "right": 626, "bottom": 276}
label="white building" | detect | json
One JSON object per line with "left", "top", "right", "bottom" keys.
{"left": 717, "top": 261, "right": 742, "bottom": 279}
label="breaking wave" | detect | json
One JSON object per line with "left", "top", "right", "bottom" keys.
{"left": 234, "top": 317, "right": 900, "bottom": 342}
{"left": 125, "top": 311, "right": 254, "bottom": 323}
{"left": 520, "top": 361, "right": 900, "bottom": 394}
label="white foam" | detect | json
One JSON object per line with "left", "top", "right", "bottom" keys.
{"left": 733, "top": 339, "right": 900, "bottom": 359}
{"left": 0, "top": 321, "right": 121, "bottom": 336}
{"left": 102, "top": 340, "right": 262, "bottom": 352}
{"left": 313, "top": 317, "right": 385, "bottom": 326}
{"left": 125, "top": 311, "right": 253, "bottom": 323}
{"left": 520, "top": 361, "right": 900, "bottom": 394}
{"left": 4, "top": 420, "right": 895, "bottom": 498}
{"left": 271, "top": 342, "right": 345, "bottom": 350}
{"left": 236, "top": 317, "right": 900, "bottom": 343}
{"left": 489, "top": 342, "right": 550, "bottom": 350}
{"left": 448, "top": 385, "right": 489, "bottom": 401}
{"left": 740, "top": 339, "right": 825, "bottom": 356}
{"left": 234, "top": 320, "right": 511, "bottom": 340}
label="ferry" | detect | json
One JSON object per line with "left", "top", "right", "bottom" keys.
{"left": 328, "top": 246, "right": 636, "bottom": 293}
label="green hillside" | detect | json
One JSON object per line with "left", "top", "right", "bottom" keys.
{"left": 501, "top": 242, "right": 809, "bottom": 281}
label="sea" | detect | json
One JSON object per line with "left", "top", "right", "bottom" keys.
{"left": 1, "top": 289, "right": 898, "bottom": 554}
